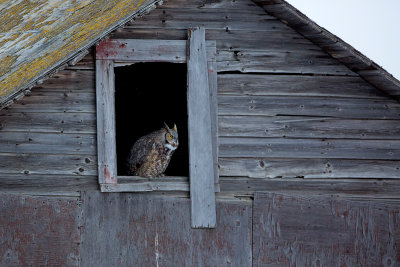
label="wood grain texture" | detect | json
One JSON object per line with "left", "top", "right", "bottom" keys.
{"left": 254, "top": 0, "right": 400, "bottom": 98}
{"left": 96, "top": 38, "right": 216, "bottom": 63}
{"left": 0, "top": 193, "right": 81, "bottom": 266}
{"left": 128, "top": 8, "right": 279, "bottom": 31}
{"left": 0, "top": 174, "right": 97, "bottom": 191}
{"left": 101, "top": 176, "right": 190, "bottom": 192}
{"left": 218, "top": 74, "right": 387, "bottom": 99}
{"left": 207, "top": 42, "right": 220, "bottom": 191}
{"left": 220, "top": 178, "right": 400, "bottom": 199}
{"left": 253, "top": 192, "right": 400, "bottom": 266}
{"left": 0, "top": 92, "right": 95, "bottom": 113}
{"left": 112, "top": 28, "right": 315, "bottom": 50}
{"left": 218, "top": 95, "right": 400, "bottom": 119}
{"left": 217, "top": 50, "right": 355, "bottom": 75}
{"left": 187, "top": 27, "right": 216, "bottom": 228}
{"left": 155, "top": 0, "right": 260, "bottom": 10}
{"left": 0, "top": 153, "right": 96, "bottom": 176}
{"left": 219, "top": 137, "right": 400, "bottom": 160}
{"left": 219, "top": 158, "right": 400, "bottom": 179}
{"left": 31, "top": 70, "right": 95, "bottom": 92}
{"left": 80, "top": 191, "right": 252, "bottom": 267}
{"left": 0, "top": 112, "right": 96, "bottom": 134}
{"left": 0, "top": 131, "right": 95, "bottom": 155}
{"left": 219, "top": 115, "right": 400, "bottom": 139}
{"left": 96, "top": 60, "right": 117, "bottom": 184}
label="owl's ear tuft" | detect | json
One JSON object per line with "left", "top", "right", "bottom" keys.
{"left": 164, "top": 122, "right": 171, "bottom": 133}
{"left": 173, "top": 123, "right": 177, "bottom": 131}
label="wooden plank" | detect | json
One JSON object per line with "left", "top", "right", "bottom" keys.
{"left": 219, "top": 116, "right": 400, "bottom": 139}
{"left": 66, "top": 52, "right": 95, "bottom": 70}
{"left": 96, "top": 39, "right": 216, "bottom": 62}
{"left": 253, "top": 192, "right": 400, "bottom": 265}
{"left": 0, "top": 112, "right": 96, "bottom": 134}
{"left": 207, "top": 42, "right": 220, "bottom": 191}
{"left": 129, "top": 8, "right": 274, "bottom": 20}
{"left": 218, "top": 74, "right": 387, "bottom": 99}
{"left": 0, "top": 153, "right": 96, "bottom": 176}
{"left": 217, "top": 50, "right": 355, "bottom": 75}
{"left": 219, "top": 158, "right": 400, "bottom": 179}
{"left": 187, "top": 27, "right": 216, "bottom": 228}
{"left": 0, "top": 131, "right": 95, "bottom": 155}
{"left": 0, "top": 174, "right": 97, "bottom": 190}
{"left": 31, "top": 70, "right": 95, "bottom": 92}
{"left": 111, "top": 28, "right": 315, "bottom": 51}
{"left": 0, "top": 193, "right": 81, "bottom": 266}
{"left": 80, "top": 191, "right": 252, "bottom": 266}
{"left": 148, "top": 0, "right": 260, "bottom": 10}
{"left": 219, "top": 137, "right": 400, "bottom": 160}
{"left": 220, "top": 177, "right": 400, "bottom": 199}
{"left": 218, "top": 95, "right": 400, "bottom": 119}
{"left": 101, "top": 176, "right": 189, "bottom": 192}
{"left": 1, "top": 92, "right": 95, "bottom": 113}
{"left": 101, "top": 176, "right": 221, "bottom": 192}
{"left": 128, "top": 9, "right": 280, "bottom": 31}
{"left": 96, "top": 60, "right": 117, "bottom": 184}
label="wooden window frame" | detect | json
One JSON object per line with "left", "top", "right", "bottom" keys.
{"left": 95, "top": 28, "right": 218, "bottom": 228}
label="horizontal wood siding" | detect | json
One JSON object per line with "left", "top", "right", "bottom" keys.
{"left": 0, "top": 67, "right": 97, "bottom": 188}
{"left": 110, "top": 0, "right": 400, "bottom": 197}
{"left": 0, "top": 0, "right": 399, "bottom": 197}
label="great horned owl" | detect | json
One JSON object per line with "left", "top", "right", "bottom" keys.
{"left": 126, "top": 123, "right": 179, "bottom": 178}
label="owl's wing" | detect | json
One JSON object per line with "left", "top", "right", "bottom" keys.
{"left": 127, "top": 134, "right": 157, "bottom": 167}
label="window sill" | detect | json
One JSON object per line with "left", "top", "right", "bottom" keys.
{"left": 100, "top": 176, "right": 220, "bottom": 193}
{"left": 100, "top": 176, "right": 189, "bottom": 192}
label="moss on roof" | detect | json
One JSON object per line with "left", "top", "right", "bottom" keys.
{"left": 0, "top": 0, "right": 157, "bottom": 105}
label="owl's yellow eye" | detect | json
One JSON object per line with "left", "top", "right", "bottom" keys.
{"left": 166, "top": 133, "right": 172, "bottom": 139}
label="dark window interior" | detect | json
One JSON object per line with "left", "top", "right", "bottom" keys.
{"left": 115, "top": 63, "right": 189, "bottom": 176}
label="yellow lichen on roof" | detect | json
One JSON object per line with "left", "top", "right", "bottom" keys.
{"left": 0, "top": 0, "right": 153, "bottom": 103}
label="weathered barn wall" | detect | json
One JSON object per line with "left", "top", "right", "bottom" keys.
{"left": 108, "top": 0, "right": 400, "bottom": 198}
{"left": 0, "top": 0, "right": 400, "bottom": 265}
{"left": 81, "top": 192, "right": 252, "bottom": 266}
{"left": 0, "top": 0, "right": 399, "bottom": 195}
{"left": 253, "top": 192, "right": 400, "bottom": 266}
{"left": 0, "top": 193, "right": 81, "bottom": 266}
{"left": 0, "top": 69, "right": 98, "bottom": 191}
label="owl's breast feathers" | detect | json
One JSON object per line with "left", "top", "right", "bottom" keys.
{"left": 126, "top": 129, "right": 177, "bottom": 178}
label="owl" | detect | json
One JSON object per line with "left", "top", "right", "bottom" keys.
{"left": 126, "top": 123, "right": 179, "bottom": 178}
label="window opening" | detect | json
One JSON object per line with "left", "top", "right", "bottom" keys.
{"left": 115, "top": 62, "right": 189, "bottom": 177}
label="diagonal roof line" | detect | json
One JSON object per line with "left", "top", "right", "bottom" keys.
{"left": 253, "top": 0, "right": 400, "bottom": 100}
{"left": 0, "top": 0, "right": 163, "bottom": 110}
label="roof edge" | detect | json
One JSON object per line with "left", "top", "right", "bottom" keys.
{"left": 0, "top": 0, "right": 164, "bottom": 110}
{"left": 253, "top": 0, "right": 400, "bottom": 100}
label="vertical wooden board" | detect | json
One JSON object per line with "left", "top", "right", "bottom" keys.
{"left": 96, "top": 59, "right": 117, "bottom": 184}
{"left": 253, "top": 192, "right": 400, "bottom": 266}
{"left": 0, "top": 193, "right": 81, "bottom": 267}
{"left": 80, "top": 192, "right": 252, "bottom": 267}
{"left": 207, "top": 42, "right": 220, "bottom": 191}
{"left": 187, "top": 27, "right": 216, "bottom": 227}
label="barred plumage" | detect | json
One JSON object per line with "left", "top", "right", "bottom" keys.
{"left": 126, "top": 123, "right": 178, "bottom": 178}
